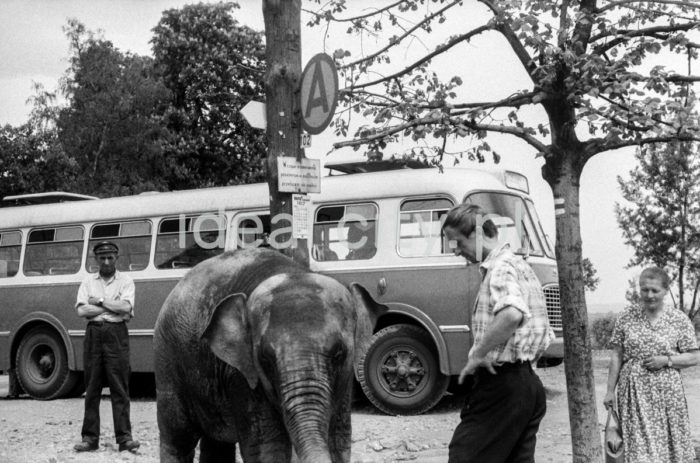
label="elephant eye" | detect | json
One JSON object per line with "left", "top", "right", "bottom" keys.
{"left": 331, "top": 346, "right": 346, "bottom": 365}
{"left": 259, "top": 349, "right": 275, "bottom": 370}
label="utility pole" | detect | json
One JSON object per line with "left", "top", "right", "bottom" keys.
{"left": 262, "top": 0, "right": 309, "bottom": 266}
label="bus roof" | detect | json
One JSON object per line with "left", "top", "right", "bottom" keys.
{"left": 0, "top": 166, "right": 523, "bottom": 230}
{"left": 2, "top": 192, "right": 99, "bottom": 205}
{"left": 324, "top": 159, "right": 431, "bottom": 174}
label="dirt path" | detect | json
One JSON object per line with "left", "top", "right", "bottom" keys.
{"left": 1, "top": 352, "right": 699, "bottom": 462}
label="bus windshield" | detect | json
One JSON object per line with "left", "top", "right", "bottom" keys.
{"left": 465, "top": 192, "right": 550, "bottom": 258}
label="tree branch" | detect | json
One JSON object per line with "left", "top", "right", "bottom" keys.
{"left": 339, "top": 0, "right": 463, "bottom": 70}
{"left": 597, "top": 93, "right": 678, "bottom": 131}
{"left": 559, "top": 0, "right": 571, "bottom": 48}
{"left": 478, "top": 0, "right": 539, "bottom": 83}
{"left": 590, "top": 21, "right": 700, "bottom": 51}
{"left": 570, "top": 0, "right": 597, "bottom": 54}
{"left": 588, "top": 134, "right": 700, "bottom": 156}
{"left": 341, "top": 24, "right": 494, "bottom": 91}
{"left": 450, "top": 91, "right": 538, "bottom": 111}
{"left": 460, "top": 119, "right": 550, "bottom": 154}
{"left": 332, "top": 114, "right": 550, "bottom": 155}
{"left": 354, "top": 90, "right": 539, "bottom": 111}
{"left": 666, "top": 74, "right": 700, "bottom": 83}
{"left": 305, "top": 1, "right": 404, "bottom": 23}
{"left": 596, "top": 0, "right": 700, "bottom": 14}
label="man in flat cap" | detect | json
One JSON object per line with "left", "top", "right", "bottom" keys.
{"left": 73, "top": 241, "right": 140, "bottom": 453}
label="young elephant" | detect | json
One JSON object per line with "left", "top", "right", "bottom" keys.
{"left": 154, "top": 248, "right": 387, "bottom": 463}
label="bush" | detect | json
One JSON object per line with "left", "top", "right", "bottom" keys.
{"left": 590, "top": 313, "right": 617, "bottom": 349}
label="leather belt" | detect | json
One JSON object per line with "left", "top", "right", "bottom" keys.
{"left": 87, "top": 321, "right": 124, "bottom": 327}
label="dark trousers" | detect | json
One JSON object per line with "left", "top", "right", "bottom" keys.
{"left": 448, "top": 361, "right": 546, "bottom": 463}
{"left": 81, "top": 322, "right": 133, "bottom": 445}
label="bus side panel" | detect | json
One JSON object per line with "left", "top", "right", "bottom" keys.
{"left": 129, "top": 277, "right": 181, "bottom": 372}
{"left": 0, "top": 283, "right": 80, "bottom": 369}
{"left": 324, "top": 263, "right": 480, "bottom": 375}
{"left": 0, "top": 335, "right": 9, "bottom": 372}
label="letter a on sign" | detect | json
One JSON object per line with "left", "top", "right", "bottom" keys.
{"left": 300, "top": 53, "right": 338, "bottom": 135}
{"left": 305, "top": 64, "right": 329, "bottom": 117}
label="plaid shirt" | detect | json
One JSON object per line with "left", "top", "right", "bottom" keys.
{"left": 472, "top": 244, "right": 554, "bottom": 363}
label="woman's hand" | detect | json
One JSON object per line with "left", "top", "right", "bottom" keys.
{"left": 642, "top": 355, "right": 666, "bottom": 371}
{"left": 603, "top": 391, "right": 615, "bottom": 409}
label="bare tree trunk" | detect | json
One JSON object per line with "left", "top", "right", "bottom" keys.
{"left": 263, "top": 0, "right": 309, "bottom": 266}
{"left": 544, "top": 154, "right": 602, "bottom": 463}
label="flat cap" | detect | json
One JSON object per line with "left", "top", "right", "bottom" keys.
{"left": 93, "top": 241, "right": 119, "bottom": 255}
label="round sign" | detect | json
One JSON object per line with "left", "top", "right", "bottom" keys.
{"left": 299, "top": 53, "right": 338, "bottom": 135}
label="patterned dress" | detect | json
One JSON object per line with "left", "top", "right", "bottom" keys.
{"left": 609, "top": 306, "right": 698, "bottom": 463}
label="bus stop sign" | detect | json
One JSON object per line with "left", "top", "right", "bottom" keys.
{"left": 299, "top": 53, "right": 338, "bottom": 135}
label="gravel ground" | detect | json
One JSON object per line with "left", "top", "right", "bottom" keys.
{"left": 1, "top": 352, "right": 699, "bottom": 462}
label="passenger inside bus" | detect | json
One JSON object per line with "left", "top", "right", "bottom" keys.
{"left": 345, "top": 222, "right": 377, "bottom": 260}
{"left": 312, "top": 225, "right": 338, "bottom": 261}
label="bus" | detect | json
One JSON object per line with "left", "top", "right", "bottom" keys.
{"left": 0, "top": 162, "right": 562, "bottom": 415}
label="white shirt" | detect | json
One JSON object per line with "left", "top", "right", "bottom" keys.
{"left": 76, "top": 271, "right": 135, "bottom": 323}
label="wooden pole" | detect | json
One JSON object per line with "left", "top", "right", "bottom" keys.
{"left": 262, "top": 0, "right": 309, "bottom": 266}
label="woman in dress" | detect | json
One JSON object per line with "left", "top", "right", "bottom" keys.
{"left": 604, "top": 266, "right": 700, "bottom": 463}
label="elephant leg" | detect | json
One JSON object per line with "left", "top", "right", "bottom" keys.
{"left": 329, "top": 390, "right": 353, "bottom": 463}
{"left": 199, "top": 437, "right": 237, "bottom": 463}
{"left": 157, "top": 392, "right": 201, "bottom": 463}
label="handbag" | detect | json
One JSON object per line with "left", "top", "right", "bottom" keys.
{"left": 604, "top": 405, "right": 624, "bottom": 463}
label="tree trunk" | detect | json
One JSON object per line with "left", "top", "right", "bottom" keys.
{"left": 263, "top": 0, "right": 309, "bottom": 266}
{"left": 543, "top": 154, "right": 602, "bottom": 462}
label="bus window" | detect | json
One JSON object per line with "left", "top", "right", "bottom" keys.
{"left": 155, "top": 213, "right": 225, "bottom": 269}
{"left": 398, "top": 198, "right": 453, "bottom": 257}
{"left": 23, "top": 226, "right": 84, "bottom": 276}
{"left": 0, "top": 230, "right": 22, "bottom": 278}
{"left": 313, "top": 204, "right": 377, "bottom": 261}
{"left": 235, "top": 214, "right": 271, "bottom": 249}
{"left": 465, "top": 193, "right": 546, "bottom": 256}
{"left": 87, "top": 220, "right": 152, "bottom": 272}
{"left": 526, "top": 199, "right": 555, "bottom": 258}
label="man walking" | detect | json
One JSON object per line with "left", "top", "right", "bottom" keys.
{"left": 443, "top": 204, "right": 554, "bottom": 463}
{"left": 73, "top": 241, "right": 140, "bottom": 453}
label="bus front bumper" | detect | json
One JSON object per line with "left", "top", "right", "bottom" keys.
{"left": 541, "top": 334, "right": 564, "bottom": 359}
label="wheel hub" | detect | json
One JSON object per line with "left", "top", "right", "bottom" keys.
{"left": 30, "top": 346, "right": 56, "bottom": 380}
{"left": 38, "top": 353, "right": 55, "bottom": 376}
{"left": 381, "top": 349, "right": 426, "bottom": 392}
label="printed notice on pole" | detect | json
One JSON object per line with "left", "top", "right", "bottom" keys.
{"left": 278, "top": 157, "right": 321, "bottom": 193}
{"left": 292, "top": 194, "right": 311, "bottom": 239}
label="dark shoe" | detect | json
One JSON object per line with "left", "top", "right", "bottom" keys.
{"left": 74, "top": 441, "right": 98, "bottom": 452}
{"left": 118, "top": 440, "right": 140, "bottom": 452}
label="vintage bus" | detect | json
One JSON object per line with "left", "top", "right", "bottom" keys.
{"left": 0, "top": 162, "right": 562, "bottom": 415}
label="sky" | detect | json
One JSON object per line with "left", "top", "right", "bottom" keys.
{"left": 0, "top": 0, "right": 645, "bottom": 309}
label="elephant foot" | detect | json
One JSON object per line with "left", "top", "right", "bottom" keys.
{"left": 200, "top": 437, "right": 238, "bottom": 463}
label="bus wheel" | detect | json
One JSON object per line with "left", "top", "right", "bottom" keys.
{"left": 357, "top": 324, "right": 449, "bottom": 415}
{"left": 15, "top": 327, "right": 79, "bottom": 400}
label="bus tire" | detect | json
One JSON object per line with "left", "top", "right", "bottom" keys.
{"left": 15, "top": 327, "right": 79, "bottom": 400}
{"left": 357, "top": 324, "right": 449, "bottom": 415}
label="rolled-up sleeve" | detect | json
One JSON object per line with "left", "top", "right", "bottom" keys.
{"left": 75, "top": 278, "right": 89, "bottom": 308}
{"left": 490, "top": 262, "right": 531, "bottom": 321}
{"left": 119, "top": 278, "right": 136, "bottom": 315}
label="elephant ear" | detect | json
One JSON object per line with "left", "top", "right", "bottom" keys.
{"left": 201, "top": 293, "right": 258, "bottom": 389}
{"left": 349, "top": 283, "right": 389, "bottom": 362}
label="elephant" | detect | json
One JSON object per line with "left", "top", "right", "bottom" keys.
{"left": 154, "top": 248, "right": 387, "bottom": 463}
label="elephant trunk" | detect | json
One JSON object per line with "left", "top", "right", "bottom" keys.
{"left": 280, "top": 377, "right": 334, "bottom": 463}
